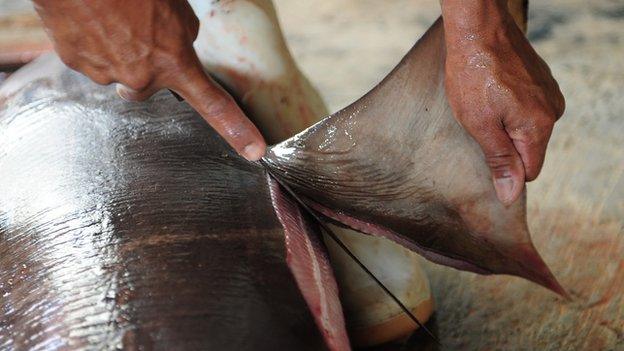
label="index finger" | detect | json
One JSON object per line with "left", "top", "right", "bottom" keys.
{"left": 168, "top": 63, "right": 266, "bottom": 161}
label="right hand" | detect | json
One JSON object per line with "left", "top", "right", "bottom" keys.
{"left": 33, "top": 0, "right": 266, "bottom": 161}
{"left": 442, "top": 0, "right": 565, "bottom": 205}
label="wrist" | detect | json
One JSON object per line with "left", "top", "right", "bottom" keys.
{"left": 442, "top": 0, "right": 513, "bottom": 48}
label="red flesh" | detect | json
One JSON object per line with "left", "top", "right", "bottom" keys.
{"left": 267, "top": 176, "right": 351, "bottom": 351}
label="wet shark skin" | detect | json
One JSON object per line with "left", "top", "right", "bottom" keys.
{"left": 264, "top": 19, "right": 565, "bottom": 296}
{"left": 0, "top": 55, "right": 345, "bottom": 350}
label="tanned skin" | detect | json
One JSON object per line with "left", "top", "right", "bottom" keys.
{"left": 442, "top": 0, "right": 565, "bottom": 204}
{"left": 32, "top": 0, "right": 564, "bottom": 204}
{"left": 32, "top": 0, "right": 266, "bottom": 161}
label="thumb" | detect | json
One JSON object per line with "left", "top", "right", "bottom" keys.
{"left": 470, "top": 124, "right": 526, "bottom": 205}
{"left": 168, "top": 63, "right": 266, "bottom": 161}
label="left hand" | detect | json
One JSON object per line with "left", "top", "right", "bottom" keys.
{"left": 442, "top": 0, "right": 565, "bottom": 205}
{"left": 33, "top": 0, "right": 266, "bottom": 161}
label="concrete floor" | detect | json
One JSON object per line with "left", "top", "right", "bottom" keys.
{"left": 1, "top": 0, "right": 622, "bottom": 349}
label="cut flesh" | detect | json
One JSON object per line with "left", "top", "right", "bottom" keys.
{"left": 268, "top": 176, "right": 351, "bottom": 351}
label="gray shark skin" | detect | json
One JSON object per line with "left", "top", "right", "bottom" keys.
{"left": 265, "top": 19, "right": 564, "bottom": 296}
{"left": 0, "top": 18, "right": 563, "bottom": 351}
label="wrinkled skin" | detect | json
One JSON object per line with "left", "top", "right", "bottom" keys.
{"left": 265, "top": 19, "right": 565, "bottom": 296}
{"left": 33, "top": 0, "right": 564, "bottom": 189}
{"left": 442, "top": 0, "right": 565, "bottom": 204}
{"left": 0, "top": 56, "right": 347, "bottom": 351}
{"left": 0, "top": 17, "right": 564, "bottom": 351}
{"left": 32, "top": 0, "right": 266, "bottom": 160}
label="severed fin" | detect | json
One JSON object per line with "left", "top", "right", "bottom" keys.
{"left": 264, "top": 18, "right": 566, "bottom": 296}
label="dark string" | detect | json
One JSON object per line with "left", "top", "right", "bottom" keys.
{"left": 260, "top": 160, "right": 440, "bottom": 346}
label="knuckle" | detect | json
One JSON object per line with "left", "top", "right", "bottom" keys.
{"left": 541, "top": 103, "right": 561, "bottom": 124}
{"left": 202, "top": 94, "right": 231, "bottom": 119}
{"left": 190, "top": 14, "right": 200, "bottom": 39}
{"left": 159, "top": 45, "right": 196, "bottom": 69}
{"left": 517, "top": 118, "right": 553, "bottom": 144}
{"left": 486, "top": 154, "right": 518, "bottom": 179}
{"left": 485, "top": 153, "right": 516, "bottom": 171}
{"left": 60, "top": 57, "right": 79, "bottom": 70}
{"left": 525, "top": 170, "right": 540, "bottom": 182}
{"left": 536, "top": 115, "right": 555, "bottom": 130}
{"left": 122, "top": 75, "right": 152, "bottom": 92}
{"left": 555, "top": 92, "right": 566, "bottom": 118}
{"left": 81, "top": 67, "right": 113, "bottom": 85}
{"left": 91, "top": 74, "right": 113, "bottom": 86}
{"left": 524, "top": 154, "right": 545, "bottom": 180}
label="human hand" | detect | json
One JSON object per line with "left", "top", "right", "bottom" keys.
{"left": 33, "top": 0, "right": 266, "bottom": 160}
{"left": 442, "top": 0, "right": 565, "bottom": 205}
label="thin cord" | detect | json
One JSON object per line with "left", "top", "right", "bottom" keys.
{"left": 261, "top": 160, "right": 440, "bottom": 345}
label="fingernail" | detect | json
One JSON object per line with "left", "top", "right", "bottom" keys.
{"left": 116, "top": 84, "right": 131, "bottom": 101}
{"left": 494, "top": 177, "right": 515, "bottom": 205}
{"left": 241, "top": 143, "right": 265, "bottom": 161}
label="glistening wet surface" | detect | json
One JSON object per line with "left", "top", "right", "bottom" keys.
{"left": 275, "top": 1, "right": 623, "bottom": 350}
{"left": 0, "top": 0, "right": 622, "bottom": 349}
